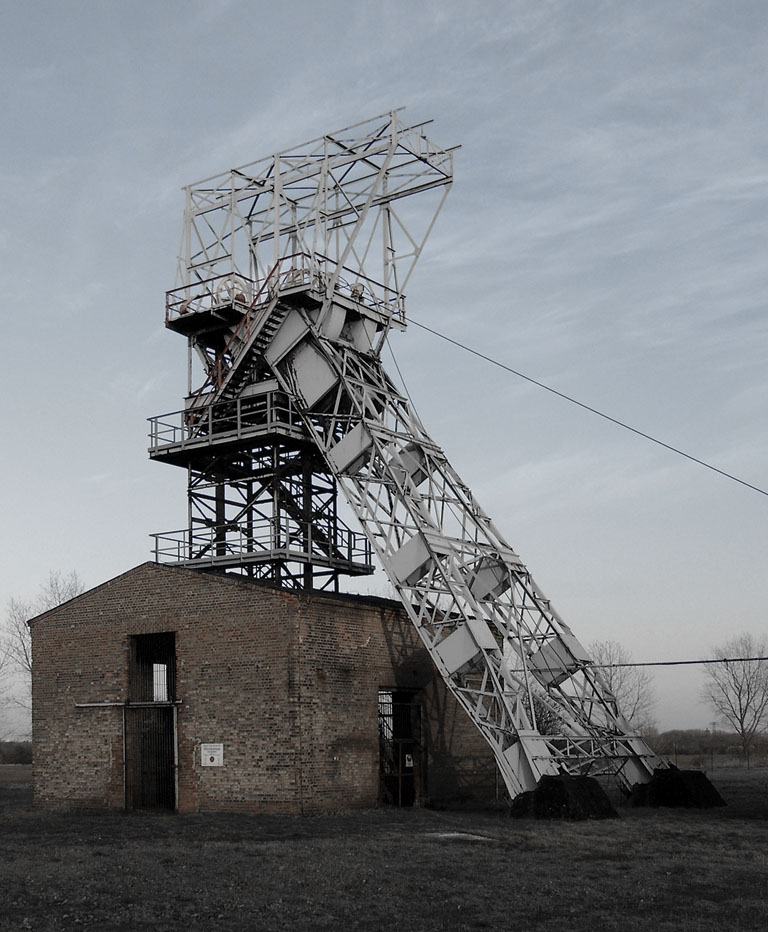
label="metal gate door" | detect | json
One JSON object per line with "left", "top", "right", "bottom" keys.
{"left": 379, "top": 690, "right": 421, "bottom": 807}
{"left": 124, "top": 705, "right": 176, "bottom": 810}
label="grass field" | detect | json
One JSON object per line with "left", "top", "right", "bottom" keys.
{"left": 1, "top": 766, "right": 766, "bottom": 931}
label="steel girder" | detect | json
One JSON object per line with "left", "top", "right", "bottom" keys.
{"left": 152, "top": 111, "right": 666, "bottom": 798}
{"left": 260, "top": 306, "right": 663, "bottom": 796}
{"left": 175, "top": 110, "right": 455, "bottom": 340}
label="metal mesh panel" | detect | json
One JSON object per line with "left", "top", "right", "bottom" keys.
{"left": 125, "top": 633, "right": 177, "bottom": 810}
{"left": 378, "top": 689, "right": 421, "bottom": 807}
{"left": 124, "top": 706, "right": 176, "bottom": 810}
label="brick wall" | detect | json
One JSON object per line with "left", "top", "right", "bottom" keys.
{"left": 31, "top": 562, "right": 497, "bottom": 813}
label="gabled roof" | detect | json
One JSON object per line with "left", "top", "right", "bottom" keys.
{"left": 28, "top": 561, "right": 401, "bottom": 627}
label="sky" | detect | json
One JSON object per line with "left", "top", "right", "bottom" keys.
{"left": 1, "top": 0, "right": 767, "bottom": 735}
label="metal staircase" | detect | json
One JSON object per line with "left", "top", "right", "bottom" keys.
{"left": 153, "top": 266, "right": 373, "bottom": 587}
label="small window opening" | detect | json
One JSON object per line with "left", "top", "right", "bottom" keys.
{"left": 129, "top": 633, "right": 176, "bottom": 702}
{"left": 153, "top": 663, "right": 168, "bottom": 702}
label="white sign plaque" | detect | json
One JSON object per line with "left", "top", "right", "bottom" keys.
{"left": 200, "top": 743, "right": 224, "bottom": 767}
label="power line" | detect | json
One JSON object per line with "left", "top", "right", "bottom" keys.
{"left": 595, "top": 656, "right": 768, "bottom": 669}
{"left": 409, "top": 317, "right": 768, "bottom": 499}
{"left": 509, "top": 655, "right": 768, "bottom": 674}
{"left": 386, "top": 340, "right": 417, "bottom": 411}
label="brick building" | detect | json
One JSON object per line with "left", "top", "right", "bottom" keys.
{"left": 30, "top": 562, "right": 497, "bottom": 813}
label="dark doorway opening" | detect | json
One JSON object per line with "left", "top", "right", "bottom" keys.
{"left": 378, "top": 688, "right": 421, "bottom": 807}
{"left": 125, "top": 633, "right": 177, "bottom": 811}
{"left": 128, "top": 632, "right": 176, "bottom": 702}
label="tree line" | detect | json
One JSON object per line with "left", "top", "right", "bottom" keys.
{"left": 590, "top": 633, "right": 768, "bottom": 767}
{"left": 649, "top": 727, "right": 768, "bottom": 758}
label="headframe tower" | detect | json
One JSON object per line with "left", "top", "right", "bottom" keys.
{"left": 149, "top": 111, "right": 670, "bottom": 801}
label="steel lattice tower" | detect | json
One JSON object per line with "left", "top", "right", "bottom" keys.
{"left": 149, "top": 110, "right": 670, "bottom": 799}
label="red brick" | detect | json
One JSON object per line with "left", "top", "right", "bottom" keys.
{"left": 30, "top": 562, "right": 497, "bottom": 813}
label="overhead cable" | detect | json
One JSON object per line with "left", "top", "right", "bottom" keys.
{"left": 594, "top": 655, "right": 768, "bottom": 669}
{"left": 409, "top": 318, "right": 768, "bottom": 499}
{"left": 505, "top": 655, "right": 768, "bottom": 674}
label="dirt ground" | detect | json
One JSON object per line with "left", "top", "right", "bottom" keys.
{"left": 1, "top": 766, "right": 766, "bottom": 931}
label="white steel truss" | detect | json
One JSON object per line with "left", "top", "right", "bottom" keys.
{"left": 154, "top": 111, "right": 666, "bottom": 799}
{"left": 176, "top": 109, "right": 455, "bottom": 360}
{"left": 263, "top": 314, "right": 663, "bottom": 795}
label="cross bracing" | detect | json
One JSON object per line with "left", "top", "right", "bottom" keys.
{"left": 265, "top": 330, "right": 663, "bottom": 795}
{"left": 176, "top": 109, "right": 455, "bottom": 328}
{"left": 149, "top": 111, "right": 668, "bottom": 799}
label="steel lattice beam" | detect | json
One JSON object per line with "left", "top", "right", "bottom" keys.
{"left": 150, "top": 111, "right": 668, "bottom": 799}
{"left": 264, "top": 320, "right": 663, "bottom": 795}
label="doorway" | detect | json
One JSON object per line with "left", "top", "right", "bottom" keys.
{"left": 124, "top": 633, "right": 177, "bottom": 811}
{"left": 378, "top": 688, "right": 421, "bottom": 807}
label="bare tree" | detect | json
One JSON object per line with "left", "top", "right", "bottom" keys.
{"left": 0, "top": 644, "right": 12, "bottom": 740}
{"left": 588, "top": 639, "right": 655, "bottom": 733}
{"left": 520, "top": 688, "right": 566, "bottom": 736}
{"left": 703, "top": 633, "right": 768, "bottom": 768}
{"left": 3, "top": 571, "right": 86, "bottom": 711}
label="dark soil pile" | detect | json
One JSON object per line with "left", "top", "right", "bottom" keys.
{"left": 510, "top": 774, "right": 618, "bottom": 820}
{"left": 629, "top": 768, "right": 726, "bottom": 808}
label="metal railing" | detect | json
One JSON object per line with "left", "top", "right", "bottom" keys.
{"left": 151, "top": 513, "right": 373, "bottom": 570}
{"left": 148, "top": 390, "right": 307, "bottom": 452}
{"left": 165, "top": 253, "right": 405, "bottom": 328}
